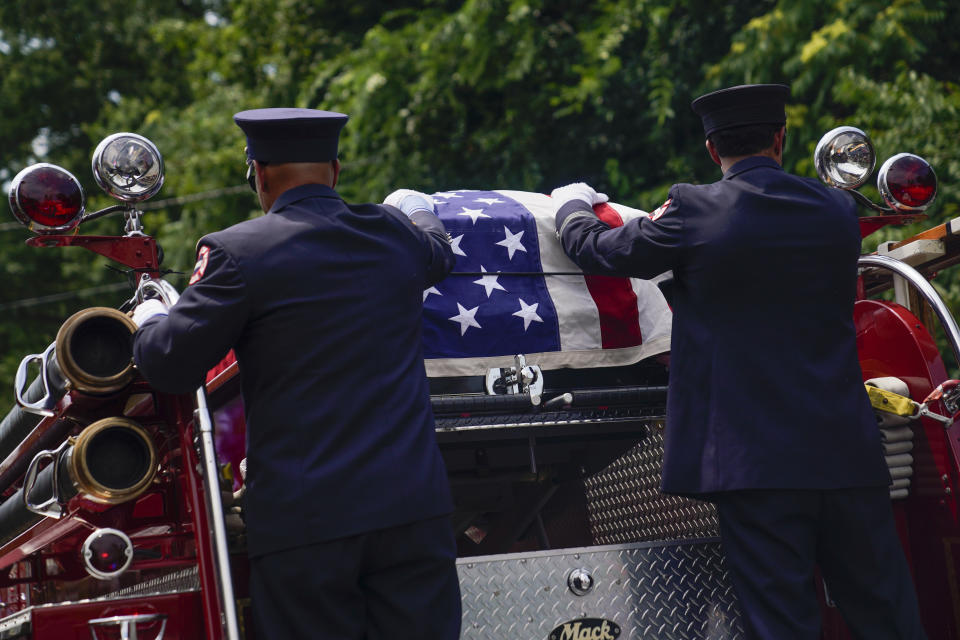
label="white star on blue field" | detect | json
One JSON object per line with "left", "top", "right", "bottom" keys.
{"left": 422, "top": 190, "right": 560, "bottom": 358}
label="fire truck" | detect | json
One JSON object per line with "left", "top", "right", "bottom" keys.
{"left": 0, "top": 126, "right": 957, "bottom": 639}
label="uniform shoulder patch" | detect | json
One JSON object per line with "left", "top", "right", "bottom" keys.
{"left": 650, "top": 197, "right": 672, "bottom": 221}
{"left": 189, "top": 245, "right": 211, "bottom": 285}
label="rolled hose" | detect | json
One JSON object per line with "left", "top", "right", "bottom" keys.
{"left": 0, "top": 417, "right": 157, "bottom": 547}
{"left": 0, "top": 307, "right": 136, "bottom": 464}
{"left": 0, "top": 362, "right": 68, "bottom": 465}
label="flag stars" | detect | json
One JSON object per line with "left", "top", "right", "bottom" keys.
{"left": 473, "top": 266, "right": 507, "bottom": 298}
{"left": 475, "top": 197, "right": 504, "bottom": 206}
{"left": 513, "top": 299, "right": 544, "bottom": 331}
{"left": 450, "top": 234, "right": 467, "bottom": 257}
{"left": 496, "top": 226, "right": 527, "bottom": 260}
{"left": 457, "top": 207, "right": 491, "bottom": 224}
{"left": 434, "top": 192, "right": 463, "bottom": 199}
{"left": 423, "top": 286, "right": 441, "bottom": 302}
{"left": 449, "top": 303, "right": 481, "bottom": 336}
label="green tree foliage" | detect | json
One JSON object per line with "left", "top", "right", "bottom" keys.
{"left": 1, "top": 0, "right": 958, "bottom": 396}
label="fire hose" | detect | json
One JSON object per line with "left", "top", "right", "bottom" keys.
{"left": 0, "top": 417, "right": 157, "bottom": 547}
{"left": 0, "top": 308, "right": 138, "bottom": 492}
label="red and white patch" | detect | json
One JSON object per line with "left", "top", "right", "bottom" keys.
{"left": 649, "top": 197, "right": 672, "bottom": 221}
{"left": 189, "top": 245, "right": 211, "bottom": 285}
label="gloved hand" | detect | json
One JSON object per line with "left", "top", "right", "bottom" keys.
{"left": 384, "top": 188, "right": 437, "bottom": 217}
{"left": 550, "top": 183, "right": 609, "bottom": 210}
{"left": 131, "top": 298, "right": 169, "bottom": 328}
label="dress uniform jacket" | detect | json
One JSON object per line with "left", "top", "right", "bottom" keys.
{"left": 134, "top": 183, "right": 456, "bottom": 556}
{"left": 556, "top": 156, "right": 890, "bottom": 496}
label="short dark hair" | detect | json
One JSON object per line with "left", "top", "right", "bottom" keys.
{"left": 708, "top": 123, "right": 782, "bottom": 158}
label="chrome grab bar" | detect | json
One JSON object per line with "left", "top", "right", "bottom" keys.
{"left": 88, "top": 613, "right": 168, "bottom": 640}
{"left": 859, "top": 254, "right": 960, "bottom": 367}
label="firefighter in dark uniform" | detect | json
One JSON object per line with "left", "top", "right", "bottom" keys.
{"left": 132, "top": 108, "right": 462, "bottom": 639}
{"left": 550, "top": 85, "right": 927, "bottom": 639}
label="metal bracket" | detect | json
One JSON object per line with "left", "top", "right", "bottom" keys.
{"left": 124, "top": 208, "right": 147, "bottom": 237}
{"left": 915, "top": 403, "right": 954, "bottom": 426}
{"left": 22, "top": 438, "right": 73, "bottom": 519}
{"left": 918, "top": 379, "right": 960, "bottom": 427}
{"left": 485, "top": 354, "right": 544, "bottom": 406}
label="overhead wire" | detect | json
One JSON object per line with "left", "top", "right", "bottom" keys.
{"left": 0, "top": 283, "right": 130, "bottom": 312}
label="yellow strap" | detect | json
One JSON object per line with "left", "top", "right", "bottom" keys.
{"left": 865, "top": 385, "right": 917, "bottom": 417}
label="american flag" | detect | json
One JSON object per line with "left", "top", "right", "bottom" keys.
{"left": 422, "top": 189, "right": 672, "bottom": 377}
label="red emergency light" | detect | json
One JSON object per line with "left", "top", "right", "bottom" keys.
{"left": 879, "top": 153, "right": 937, "bottom": 212}
{"left": 8, "top": 163, "right": 85, "bottom": 233}
{"left": 82, "top": 528, "right": 134, "bottom": 580}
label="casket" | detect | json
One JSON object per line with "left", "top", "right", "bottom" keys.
{"left": 422, "top": 189, "right": 671, "bottom": 376}
{"left": 420, "top": 189, "right": 674, "bottom": 554}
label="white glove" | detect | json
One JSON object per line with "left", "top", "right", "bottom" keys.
{"left": 384, "top": 188, "right": 437, "bottom": 217}
{"left": 131, "top": 298, "right": 169, "bottom": 327}
{"left": 550, "top": 183, "right": 609, "bottom": 210}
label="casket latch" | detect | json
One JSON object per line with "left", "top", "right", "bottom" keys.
{"left": 485, "top": 354, "right": 543, "bottom": 405}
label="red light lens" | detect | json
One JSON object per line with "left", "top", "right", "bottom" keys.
{"left": 82, "top": 528, "right": 133, "bottom": 580}
{"left": 88, "top": 533, "right": 128, "bottom": 573}
{"left": 9, "top": 164, "right": 84, "bottom": 232}
{"left": 885, "top": 155, "right": 936, "bottom": 208}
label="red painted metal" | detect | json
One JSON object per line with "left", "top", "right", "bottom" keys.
{"left": 30, "top": 591, "right": 203, "bottom": 639}
{"left": 163, "top": 394, "right": 226, "bottom": 640}
{"left": 24, "top": 234, "right": 161, "bottom": 276}
{"left": 853, "top": 299, "right": 960, "bottom": 639}
{"left": 858, "top": 213, "right": 928, "bottom": 238}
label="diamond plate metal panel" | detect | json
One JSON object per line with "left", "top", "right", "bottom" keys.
{"left": 584, "top": 422, "right": 720, "bottom": 544}
{"left": 457, "top": 540, "right": 743, "bottom": 639}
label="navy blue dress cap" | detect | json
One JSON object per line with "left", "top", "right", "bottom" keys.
{"left": 234, "top": 107, "right": 349, "bottom": 163}
{"left": 691, "top": 84, "right": 789, "bottom": 137}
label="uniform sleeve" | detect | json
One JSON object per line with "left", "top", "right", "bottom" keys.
{"left": 555, "top": 189, "right": 686, "bottom": 279}
{"left": 133, "top": 240, "right": 250, "bottom": 394}
{"left": 406, "top": 208, "right": 456, "bottom": 287}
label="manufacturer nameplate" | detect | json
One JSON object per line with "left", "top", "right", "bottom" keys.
{"left": 548, "top": 617, "right": 620, "bottom": 640}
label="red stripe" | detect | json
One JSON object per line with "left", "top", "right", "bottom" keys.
{"left": 582, "top": 203, "right": 643, "bottom": 349}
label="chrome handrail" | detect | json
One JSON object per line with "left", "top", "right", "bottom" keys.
{"left": 859, "top": 254, "right": 960, "bottom": 366}
{"left": 132, "top": 274, "right": 241, "bottom": 640}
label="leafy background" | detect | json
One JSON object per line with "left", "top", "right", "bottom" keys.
{"left": 1, "top": 0, "right": 958, "bottom": 398}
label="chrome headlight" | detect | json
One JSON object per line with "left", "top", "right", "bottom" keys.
{"left": 91, "top": 133, "right": 164, "bottom": 202}
{"left": 814, "top": 126, "right": 875, "bottom": 190}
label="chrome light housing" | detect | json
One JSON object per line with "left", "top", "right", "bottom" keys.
{"left": 814, "top": 126, "right": 876, "bottom": 190}
{"left": 91, "top": 133, "right": 164, "bottom": 202}
{"left": 8, "top": 163, "right": 85, "bottom": 234}
{"left": 878, "top": 153, "right": 937, "bottom": 212}
{"left": 82, "top": 528, "right": 134, "bottom": 580}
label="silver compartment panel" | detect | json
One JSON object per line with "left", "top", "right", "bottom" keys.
{"left": 457, "top": 539, "right": 744, "bottom": 639}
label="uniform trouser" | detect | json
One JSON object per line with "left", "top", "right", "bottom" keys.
{"left": 249, "top": 515, "right": 462, "bottom": 640}
{"left": 714, "top": 488, "right": 927, "bottom": 640}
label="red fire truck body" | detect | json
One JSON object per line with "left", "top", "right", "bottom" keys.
{"left": 1, "top": 130, "right": 958, "bottom": 639}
